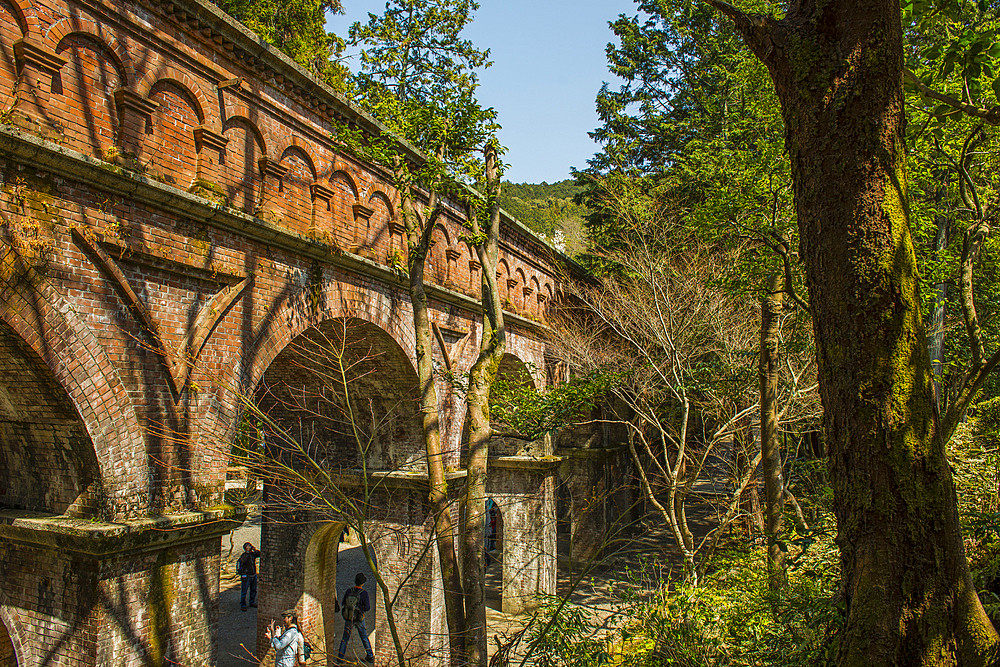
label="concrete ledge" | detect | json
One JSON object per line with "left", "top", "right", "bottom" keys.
{"left": 489, "top": 455, "right": 564, "bottom": 471}
{"left": 554, "top": 446, "right": 626, "bottom": 460}
{"left": 0, "top": 506, "right": 246, "bottom": 556}
{"left": 329, "top": 468, "right": 468, "bottom": 491}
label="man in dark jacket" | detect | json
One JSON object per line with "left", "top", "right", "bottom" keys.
{"left": 337, "top": 572, "right": 374, "bottom": 664}
{"left": 238, "top": 542, "right": 260, "bottom": 611}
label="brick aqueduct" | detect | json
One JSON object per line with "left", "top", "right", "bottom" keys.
{"left": 0, "top": 0, "right": 637, "bottom": 664}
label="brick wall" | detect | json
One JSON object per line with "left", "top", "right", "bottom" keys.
{"left": 0, "top": 0, "right": 578, "bottom": 662}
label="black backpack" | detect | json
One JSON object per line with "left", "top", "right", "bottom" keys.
{"left": 302, "top": 638, "right": 312, "bottom": 661}
{"left": 342, "top": 587, "right": 363, "bottom": 622}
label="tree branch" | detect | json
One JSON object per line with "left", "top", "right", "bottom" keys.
{"left": 904, "top": 68, "right": 1000, "bottom": 125}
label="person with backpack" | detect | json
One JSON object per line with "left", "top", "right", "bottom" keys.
{"left": 237, "top": 542, "right": 261, "bottom": 611}
{"left": 266, "top": 610, "right": 303, "bottom": 667}
{"left": 336, "top": 573, "right": 374, "bottom": 664}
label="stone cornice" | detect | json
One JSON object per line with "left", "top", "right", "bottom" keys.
{"left": 193, "top": 125, "right": 229, "bottom": 151}
{"left": 330, "top": 468, "right": 468, "bottom": 492}
{"left": 258, "top": 157, "right": 289, "bottom": 179}
{"left": 311, "top": 182, "right": 336, "bottom": 201}
{"left": 554, "top": 446, "right": 626, "bottom": 460}
{"left": 0, "top": 126, "right": 551, "bottom": 336}
{"left": 13, "top": 40, "right": 67, "bottom": 74}
{"left": 0, "top": 506, "right": 245, "bottom": 557}
{"left": 489, "top": 456, "right": 564, "bottom": 471}
{"left": 114, "top": 89, "right": 161, "bottom": 116}
{"left": 352, "top": 203, "right": 374, "bottom": 220}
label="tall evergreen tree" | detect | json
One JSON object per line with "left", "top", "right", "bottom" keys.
{"left": 345, "top": 3, "right": 501, "bottom": 663}
{"left": 213, "top": 0, "right": 348, "bottom": 88}
{"left": 703, "top": 0, "right": 1000, "bottom": 662}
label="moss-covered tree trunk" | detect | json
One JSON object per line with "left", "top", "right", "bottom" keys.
{"left": 400, "top": 179, "right": 466, "bottom": 666}
{"left": 462, "top": 146, "right": 505, "bottom": 666}
{"left": 708, "top": 0, "right": 1000, "bottom": 663}
{"left": 760, "top": 273, "right": 785, "bottom": 592}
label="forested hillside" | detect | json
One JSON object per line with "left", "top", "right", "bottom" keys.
{"left": 499, "top": 180, "right": 588, "bottom": 257}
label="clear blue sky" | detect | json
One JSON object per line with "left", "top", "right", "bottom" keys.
{"left": 327, "top": 1, "right": 638, "bottom": 184}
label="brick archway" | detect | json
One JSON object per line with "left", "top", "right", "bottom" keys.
{"left": 196, "top": 277, "right": 416, "bottom": 455}
{"left": 0, "top": 588, "right": 34, "bottom": 667}
{"left": 0, "top": 277, "right": 147, "bottom": 519}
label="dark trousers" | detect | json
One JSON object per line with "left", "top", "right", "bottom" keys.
{"left": 240, "top": 575, "right": 257, "bottom": 607}
{"left": 338, "top": 617, "right": 373, "bottom": 660}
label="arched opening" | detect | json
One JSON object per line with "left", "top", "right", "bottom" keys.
{"left": 300, "top": 521, "right": 343, "bottom": 665}
{"left": 252, "top": 317, "right": 422, "bottom": 661}
{"left": 331, "top": 530, "right": 378, "bottom": 666}
{"left": 0, "top": 619, "right": 16, "bottom": 667}
{"left": 255, "top": 317, "right": 423, "bottom": 472}
{"left": 484, "top": 498, "right": 504, "bottom": 610}
{"left": 0, "top": 320, "right": 101, "bottom": 518}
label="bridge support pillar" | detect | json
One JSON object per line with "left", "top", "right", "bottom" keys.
{"left": 0, "top": 507, "right": 243, "bottom": 667}
{"left": 260, "top": 471, "right": 465, "bottom": 667}
{"left": 556, "top": 447, "right": 635, "bottom": 567}
{"left": 486, "top": 456, "right": 560, "bottom": 614}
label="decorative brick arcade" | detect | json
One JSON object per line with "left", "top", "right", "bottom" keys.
{"left": 0, "top": 0, "right": 636, "bottom": 663}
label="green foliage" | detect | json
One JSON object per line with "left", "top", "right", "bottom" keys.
{"left": 606, "top": 527, "right": 840, "bottom": 666}
{"left": 213, "top": 0, "right": 348, "bottom": 89}
{"left": 902, "top": 0, "right": 1000, "bottom": 124}
{"left": 346, "top": 0, "right": 498, "bottom": 179}
{"left": 499, "top": 179, "right": 589, "bottom": 242}
{"left": 975, "top": 397, "right": 1000, "bottom": 447}
{"left": 489, "top": 367, "right": 625, "bottom": 440}
{"left": 950, "top": 420, "right": 1000, "bottom": 620}
{"left": 523, "top": 597, "right": 610, "bottom": 667}
{"left": 581, "top": 0, "right": 799, "bottom": 305}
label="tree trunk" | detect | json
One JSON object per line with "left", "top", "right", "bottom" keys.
{"left": 462, "top": 146, "right": 505, "bottom": 666}
{"left": 401, "top": 181, "right": 466, "bottom": 666}
{"left": 710, "top": 1, "right": 999, "bottom": 663}
{"left": 760, "top": 273, "right": 786, "bottom": 592}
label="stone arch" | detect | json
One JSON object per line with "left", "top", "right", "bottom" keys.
{"left": 497, "top": 352, "right": 536, "bottom": 390}
{"left": 0, "top": 590, "right": 33, "bottom": 667}
{"left": 6, "top": 0, "right": 35, "bottom": 35}
{"left": 513, "top": 268, "right": 527, "bottom": 312}
{"left": 257, "top": 316, "right": 422, "bottom": 471}
{"left": 328, "top": 170, "right": 359, "bottom": 250}
{"left": 197, "top": 279, "right": 416, "bottom": 453}
{"left": 144, "top": 78, "right": 202, "bottom": 189}
{"left": 136, "top": 67, "right": 209, "bottom": 123}
{"left": 274, "top": 143, "right": 317, "bottom": 235}
{"left": 0, "top": 278, "right": 147, "bottom": 519}
{"left": 361, "top": 190, "right": 395, "bottom": 259}
{"left": 54, "top": 31, "right": 125, "bottom": 157}
{"left": 528, "top": 276, "right": 541, "bottom": 317}
{"left": 221, "top": 115, "right": 266, "bottom": 213}
{"left": 223, "top": 114, "right": 266, "bottom": 155}
{"left": 0, "top": 0, "right": 23, "bottom": 109}
{"left": 497, "top": 258, "right": 511, "bottom": 309}
{"left": 428, "top": 223, "right": 450, "bottom": 285}
{"left": 48, "top": 18, "right": 133, "bottom": 84}
{"left": 543, "top": 282, "right": 554, "bottom": 319}
{"left": 272, "top": 136, "right": 320, "bottom": 180}
{"left": 299, "top": 521, "right": 346, "bottom": 660}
